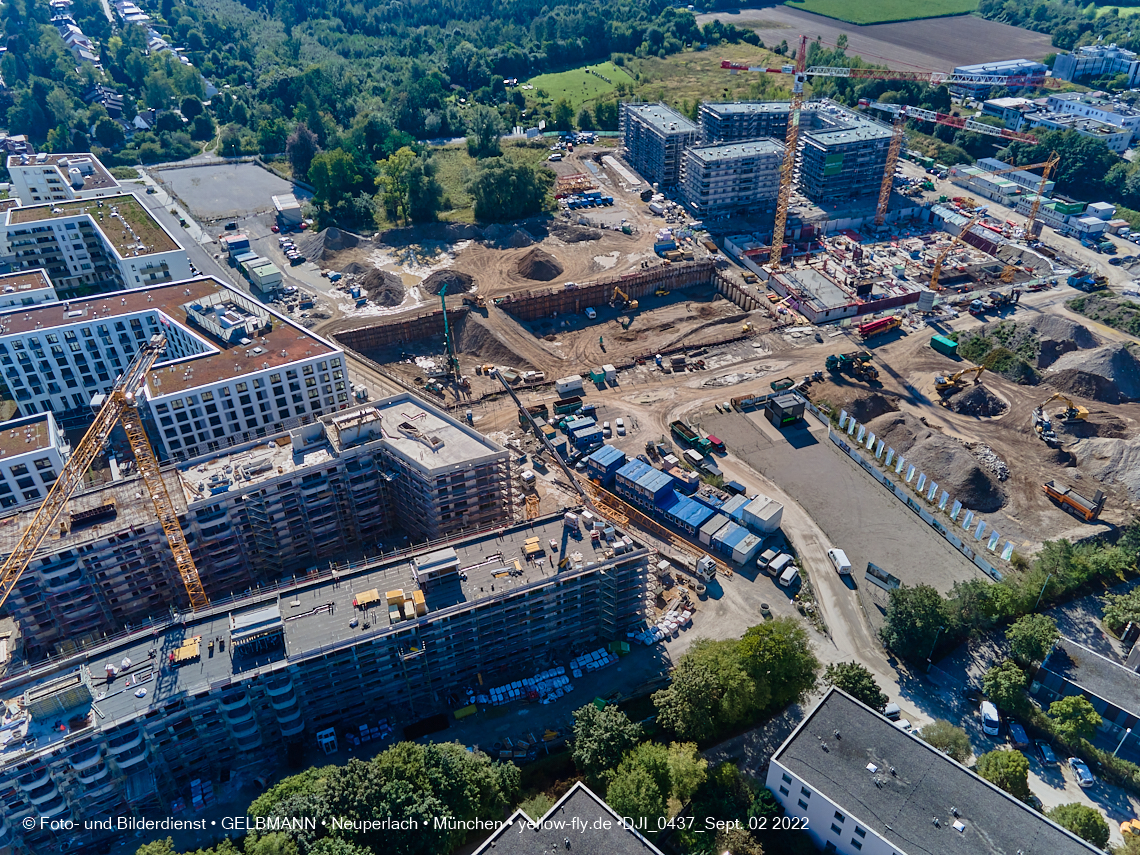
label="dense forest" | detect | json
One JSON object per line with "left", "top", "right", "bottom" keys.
{"left": 978, "top": 0, "right": 1140, "bottom": 60}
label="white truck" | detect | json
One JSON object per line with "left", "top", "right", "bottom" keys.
{"left": 693, "top": 554, "right": 716, "bottom": 581}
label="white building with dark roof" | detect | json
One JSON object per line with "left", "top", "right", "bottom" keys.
{"left": 6, "top": 153, "right": 119, "bottom": 206}
{"left": 768, "top": 687, "right": 1104, "bottom": 855}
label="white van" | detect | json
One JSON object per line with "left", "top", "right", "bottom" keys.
{"left": 779, "top": 566, "right": 800, "bottom": 587}
{"left": 981, "top": 701, "right": 1001, "bottom": 737}
{"left": 769, "top": 553, "right": 793, "bottom": 578}
{"left": 827, "top": 548, "right": 852, "bottom": 575}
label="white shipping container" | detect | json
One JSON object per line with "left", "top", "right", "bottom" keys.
{"left": 556, "top": 375, "right": 584, "bottom": 396}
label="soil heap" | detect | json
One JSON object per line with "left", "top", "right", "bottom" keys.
{"left": 551, "top": 223, "right": 603, "bottom": 243}
{"left": 420, "top": 269, "right": 475, "bottom": 297}
{"left": 1069, "top": 433, "right": 1140, "bottom": 503}
{"left": 358, "top": 269, "right": 404, "bottom": 306}
{"left": 947, "top": 383, "right": 1008, "bottom": 417}
{"left": 454, "top": 314, "right": 535, "bottom": 370}
{"left": 514, "top": 248, "right": 564, "bottom": 281}
{"left": 866, "top": 412, "right": 1006, "bottom": 512}
{"left": 340, "top": 261, "right": 371, "bottom": 276}
{"left": 846, "top": 392, "right": 900, "bottom": 424}
{"left": 1031, "top": 316, "right": 1100, "bottom": 368}
{"left": 296, "top": 227, "right": 361, "bottom": 261}
{"left": 1047, "top": 343, "right": 1140, "bottom": 403}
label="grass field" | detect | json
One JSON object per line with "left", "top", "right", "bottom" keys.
{"left": 429, "top": 141, "right": 553, "bottom": 224}
{"left": 1095, "top": 4, "right": 1140, "bottom": 15}
{"left": 783, "top": 0, "right": 978, "bottom": 24}
{"left": 525, "top": 61, "right": 636, "bottom": 110}
{"left": 628, "top": 43, "right": 789, "bottom": 108}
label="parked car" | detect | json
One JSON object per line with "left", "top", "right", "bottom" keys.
{"left": 602, "top": 421, "right": 611, "bottom": 438}
{"left": 894, "top": 719, "right": 912, "bottom": 732}
{"left": 1008, "top": 721, "right": 1029, "bottom": 750}
{"left": 1068, "top": 757, "right": 1095, "bottom": 788}
{"left": 616, "top": 418, "right": 626, "bottom": 436}
{"left": 981, "top": 701, "right": 1001, "bottom": 737}
{"left": 1036, "top": 741, "right": 1059, "bottom": 765}
{"left": 224, "top": 221, "right": 238, "bottom": 230}
{"left": 584, "top": 307, "right": 597, "bottom": 319}
{"left": 883, "top": 703, "right": 901, "bottom": 721}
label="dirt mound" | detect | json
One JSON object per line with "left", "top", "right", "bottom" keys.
{"left": 453, "top": 313, "right": 535, "bottom": 370}
{"left": 358, "top": 269, "right": 404, "bottom": 306}
{"left": 1048, "top": 343, "right": 1140, "bottom": 403}
{"left": 865, "top": 411, "right": 1006, "bottom": 512}
{"left": 1032, "top": 316, "right": 1099, "bottom": 369}
{"left": 1069, "top": 433, "right": 1140, "bottom": 502}
{"left": 340, "top": 261, "right": 371, "bottom": 276}
{"left": 847, "top": 393, "right": 900, "bottom": 424}
{"left": 420, "top": 269, "right": 475, "bottom": 297}
{"left": 551, "top": 223, "right": 603, "bottom": 243}
{"left": 296, "top": 227, "right": 362, "bottom": 261}
{"left": 514, "top": 248, "right": 564, "bottom": 281}
{"left": 947, "top": 383, "right": 1007, "bottom": 417}
{"left": 506, "top": 229, "right": 535, "bottom": 248}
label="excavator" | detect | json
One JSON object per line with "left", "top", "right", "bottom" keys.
{"left": 935, "top": 365, "right": 985, "bottom": 394}
{"left": 1041, "top": 392, "right": 1089, "bottom": 424}
{"left": 612, "top": 286, "right": 638, "bottom": 311}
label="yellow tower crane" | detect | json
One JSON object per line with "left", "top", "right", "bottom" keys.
{"left": 0, "top": 333, "right": 208, "bottom": 612}
{"left": 930, "top": 212, "right": 985, "bottom": 292}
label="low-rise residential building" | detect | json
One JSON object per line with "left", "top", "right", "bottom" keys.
{"left": 1027, "top": 111, "right": 1132, "bottom": 153}
{"left": 1054, "top": 43, "right": 1140, "bottom": 87}
{"left": 1046, "top": 91, "right": 1140, "bottom": 143}
{"left": 680, "top": 138, "right": 784, "bottom": 218}
{"left": 619, "top": 103, "right": 698, "bottom": 188}
{"left": 6, "top": 153, "right": 120, "bottom": 207}
{"left": 980, "top": 96, "right": 1039, "bottom": 130}
{"left": 0, "top": 193, "right": 190, "bottom": 296}
{"left": 950, "top": 59, "right": 1048, "bottom": 99}
{"left": 768, "top": 687, "right": 1104, "bottom": 855}
{"left": 0, "top": 270, "right": 59, "bottom": 309}
{"left": 0, "top": 412, "right": 70, "bottom": 511}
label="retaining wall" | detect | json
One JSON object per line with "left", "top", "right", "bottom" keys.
{"left": 332, "top": 307, "right": 469, "bottom": 352}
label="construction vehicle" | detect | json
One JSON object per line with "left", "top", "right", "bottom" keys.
{"left": 439, "top": 283, "right": 461, "bottom": 380}
{"left": 655, "top": 288, "right": 670, "bottom": 297}
{"left": 1068, "top": 270, "right": 1108, "bottom": 292}
{"left": 670, "top": 420, "right": 713, "bottom": 454}
{"left": 857, "top": 315, "right": 902, "bottom": 340}
{"left": 826, "top": 353, "right": 878, "bottom": 381}
{"left": 612, "top": 286, "right": 635, "bottom": 309}
{"left": 1032, "top": 407, "right": 1060, "bottom": 446}
{"left": 0, "top": 334, "right": 208, "bottom": 612}
{"left": 1040, "top": 393, "right": 1089, "bottom": 424}
{"left": 462, "top": 291, "right": 486, "bottom": 309}
{"left": 724, "top": 49, "right": 1060, "bottom": 244}
{"left": 935, "top": 365, "right": 985, "bottom": 393}
{"left": 1043, "top": 480, "right": 1106, "bottom": 522}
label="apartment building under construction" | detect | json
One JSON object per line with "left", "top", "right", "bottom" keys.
{"left": 0, "top": 513, "right": 650, "bottom": 855}
{"left": 0, "top": 394, "right": 513, "bottom": 661}
{"left": 619, "top": 103, "right": 698, "bottom": 187}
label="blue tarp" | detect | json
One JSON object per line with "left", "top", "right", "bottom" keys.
{"left": 693, "top": 491, "right": 725, "bottom": 511}
{"left": 655, "top": 489, "right": 681, "bottom": 512}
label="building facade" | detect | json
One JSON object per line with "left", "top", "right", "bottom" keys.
{"left": 1027, "top": 111, "right": 1132, "bottom": 153}
{"left": 0, "top": 514, "right": 649, "bottom": 855}
{"left": 0, "top": 412, "right": 70, "bottom": 511}
{"left": 1054, "top": 44, "right": 1140, "bottom": 87}
{"left": 0, "top": 194, "right": 191, "bottom": 297}
{"left": 1045, "top": 92, "right": 1140, "bottom": 142}
{"left": 799, "top": 105, "right": 894, "bottom": 203}
{"left": 680, "top": 139, "right": 784, "bottom": 218}
{"left": 950, "top": 59, "right": 1048, "bottom": 98}
{"left": 768, "top": 688, "right": 1103, "bottom": 855}
{"left": 699, "top": 100, "right": 791, "bottom": 144}
{"left": 6, "top": 153, "right": 120, "bottom": 207}
{"left": 0, "top": 270, "right": 58, "bottom": 311}
{"left": 619, "top": 103, "right": 698, "bottom": 188}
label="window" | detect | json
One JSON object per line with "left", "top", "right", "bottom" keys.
{"left": 834, "top": 812, "right": 844, "bottom": 823}
{"left": 830, "top": 824, "right": 842, "bottom": 836}
{"left": 235, "top": 382, "right": 248, "bottom": 393}
{"left": 797, "top": 799, "right": 809, "bottom": 810}
{"left": 800, "top": 786, "right": 811, "bottom": 798}
{"left": 201, "top": 391, "right": 214, "bottom": 402}
{"left": 824, "top": 845, "right": 836, "bottom": 853}
{"left": 270, "top": 373, "right": 281, "bottom": 384}
{"left": 854, "top": 827, "right": 865, "bottom": 838}
{"left": 778, "top": 786, "right": 789, "bottom": 796}
{"left": 850, "top": 841, "right": 862, "bottom": 851}
{"left": 9, "top": 464, "right": 27, "bottom": 477}
{"left": 34, "top": 458, "right": 53, "bottom": 470}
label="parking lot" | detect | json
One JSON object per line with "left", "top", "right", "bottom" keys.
{"left": 154, "top": 161, "right": 302, "bottom": 221}
{"left": 700, "top": 408, "right": 985, "bottom": 628}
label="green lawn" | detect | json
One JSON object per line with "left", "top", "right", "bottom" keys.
{"left": 525, "top": 61, "right": 636, "bottom": 110}
{"left": 783, "top": 0, "right": 978, "bottom": 24}
{"left": 428, "top": 141, "right": 554, "bottom": 224}
{"left": 1095, "top": 5, "right": 1140, "bottom": 15}
{"left": 629, "top": 44, "right": 790, "bottom": 109}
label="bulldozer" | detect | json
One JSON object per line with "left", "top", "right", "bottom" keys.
{"left": 935, "top": 365, "right": 985, "bottom": 394}
{"left": 462, "top": 291, "right": 486, "bottom": 309}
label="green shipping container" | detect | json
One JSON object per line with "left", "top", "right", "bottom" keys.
{"left": 930, "top": 334, "right": 958, "bottom": 357}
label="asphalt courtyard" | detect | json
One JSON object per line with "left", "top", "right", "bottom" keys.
{"left": 154, "top": 161, "right": 299, "bottom": 221}
{"left": 701, "top": 408, "right": 985, "bottom": 628}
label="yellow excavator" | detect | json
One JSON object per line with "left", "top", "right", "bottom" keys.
{"left": 1041, "top": 392, "right": 1089, "bottom": 424}
{"left": 612, "top": 286, "right": 638, "bottom": 311}
{"left": 935, "top": 365, "right": 985, "bottom": 393}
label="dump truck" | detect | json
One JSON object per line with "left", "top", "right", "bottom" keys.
{"left": 1067, "top": 270, "right": 1108, "bottom": 292}
{"left": 770, "top": 377, "right": 795, "bottom": 392}
{"left": 1043, "top": 480, "right": 1106, "bottom": 521}
{"left": 670, "top": 420, "right": 712, "bottom": 454}
{"left": 856, "top": 315, "right": 902, "bottom": 340}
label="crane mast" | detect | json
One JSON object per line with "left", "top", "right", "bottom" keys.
{"left": 0, "top": 333, "right": 208, "bottom": 612}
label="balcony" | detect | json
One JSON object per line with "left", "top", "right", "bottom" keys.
{"left": 107, "top": 729, "right": 143, "bottom": 755}
{"left": 224, "top": 706, "right": 254, "bottom": 725}
{"left": 220, "top": 692, "right": 249, "bottom": 711}
{"left": 264, "top": 678, "right": 294, "bottom": 697}
{"left": 77, "top": 763, "right": 108, "bottom": 785}
{"left": 27, "top": 784, "right": 60, "bottom": 806}
{"left": 114, "top": 743, "right": 148, "bottom": 769}
{"left": 279, "top": 718, "right": 305, "bottom": 737}
{"left": 235, "top": 728, "right": 262, "bottom": 749}
{"left": 275, "top": 706, "right": 302, "bottom": 724}
{"left": 69, "top": 745, "right": 102, "bottom": 771}
{"left": 270, "top": 691, "right": 297, "bottom": 711}
{"left": 17, "top": 768, "right": 50, "bottom": 790}
{"left": 37, "top": 797, "right": 68, "bottom": 819}
{"left": 231, "top": 717, "right": 259, "bottom": 737}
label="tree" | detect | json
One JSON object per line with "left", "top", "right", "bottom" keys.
{"left": 976, "top": 749, "right": 1031, "bottom": 802}
{"left": 405, "top": 156, "right": 444, "bottom": 223}
{"left": 715, "top": 826, "right": 764, "bottom": 855}
{"left": 552, "top": 98, "right": 574, "bottom": 132}
{"left": 880, "top": 584, "right": 949, "bottom": 662}
{"left": 180, "top": 95, "right": 203, "bottom": 120}
{"left": 666, "top": 742, "right": 707, "bottom": 802}
{"left": 653, "top": 638, "right": 765, "bottom": 741}
{"left": 738, "top": 617, "right": 820, "bottom": 709}
{"left": 94, "top": 116, "right": 125, "bottom": 149}
{"left": 1047, "top": 803, "right": 1110, "bottom": 849}
{"left": 823, "top": 661, "right": 887, "bottom": 712}
{"left": 466, "top": 157, "right": 553, "bottom": 223}
{"left": 606, "top": 762, "right": 666, "bottom": 826}
{"left": 917, "top": 720, "right": 972, "bottom": 762}
{"left": 376, "top": 146, "right": 418, "bottom": 225}
{"left": 1006, "top": 614, "right": 1059, "bottom": 664}
{"left": 577, "top": 107, "right": 595, "bottom": 131}
{"left": 983, "top": 660, "right": 1027, "bottom": 714}
{"left": 466, "top": 105, "right": 503, "bottom": 158}
{"left": 219, "top": 123, "right": 243, "bottom": 156}
{"left": 571, "top": 703, "right": 642, "bottom": 788}
{"left": 1048, "top": 695, "right": 1101, "bottom": 743}
{"left": 135, "top": 841, "right": 177, "bottom": 855}
{"left": 287, "top": 122, "right": 319, "bottom": 181}
{"left": 245, "top": 832, "right": 299, "bottom": 855}
{"left": 308, "top": 148, "right": 364, "bottom": 212}
{"left": 1101, "top": 587, "right": 1140, "bottom": 636}
{"left": 258, "top": 118, "right": 290, "bottom": 155}
{"left": 190, "top": 113, "right": 215, "bottom": 142}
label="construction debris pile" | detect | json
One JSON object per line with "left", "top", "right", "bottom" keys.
{"left": 947, "top": 384, "right": 1008, "bottom": 417}
{"left": 971, "top": 444, "right": 1010, "bottom": 482}
{"left": 1048, "top": 344, "right": 1140, "bottom": 404}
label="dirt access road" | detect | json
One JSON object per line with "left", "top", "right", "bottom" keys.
{"left": 696, "top": 7, "right": 1054, "bottom": 69}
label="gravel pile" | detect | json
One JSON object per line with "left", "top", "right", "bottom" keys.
{"left": 551, "top": 223, "right": 603, "bottom": 243}
{"left": 1032, "top": 316, "right": 1100, "bottom": 368}
{"left": 947, "top": 383, "right": 1007, "bottom": 417}
{"left": 296, "top": 227, "right": 361, "bottom": 261}
{"left": 1048, "top": 343, "right": 1140, "bottom": 403}
{"left": 971, "top": 444, "right": 1010, "bottom": 482}
{"left": 420, "top": 269, "right": 475, "bottom": 297}
{"left": 357, "top": 269, "right": 404, "bottom": 306}
{"left": 1069, "top": 433, "right": 1140, "bottom": 502}
{"left": 514, "top": 248, "right": 564, "bottom": 281}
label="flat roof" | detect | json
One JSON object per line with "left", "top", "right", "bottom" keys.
{"left": 473, "top": 782, "right": 664, "bottom": 855}
{"left": 702, "top": 100, "right": 792, "bottom": 116}
{"left": 687, "top": 139, "right": 784, "bottom": 163}
{"left": 954, "top": 59, "right": 1047, "bottom": 73}
{"left": 774, "top": 688, "right": 1103, "bottom": 855}
{"left": 587, "top": 444, "right": 626, "bottom": 467}
{"left": 626, "top": 103, "right": 697, "bottom": 135}
{"left": 778, "top": 267, "right": 854, "bottom": 311}
{"left": 1041, "top": 637, "right": 1140, "bottom": 718}
{"left": 0, "top": 513, "right": 643, "bottom": 764}
{"left": 0, "top": 277, "right": 338, "bottom": 397}
{"left": 6, "top": 194, "right": 179, "bottom": 256}
{"left": 0, "top": 413, "right": 54, "bottom": 459}
{"left": 7, "top": 153, "right": 118, "bottom": 194}
{"left": 0, "top": 269, "right": 54, "bottom": 294}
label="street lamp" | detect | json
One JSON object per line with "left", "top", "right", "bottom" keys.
{"left": 1115, "top": 727, "right": 1132, "bottom": 757}
{"left": 1034, "top": 573, "right": 1054, "bottom": 611}
{"left": 926, "top": 625, "right": 947, "bottom": 672}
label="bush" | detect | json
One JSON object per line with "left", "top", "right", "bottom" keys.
{"left": 1047, "top": 803, "right": 1110, "bottom": 848}
{"left": 976, "top": 750, "right": 1031, "bottom": 801}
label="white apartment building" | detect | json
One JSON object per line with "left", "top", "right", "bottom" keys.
{"left": 1054, "top": 44, "right": 1140, "bottom": 87}
{"left": 1046, "top": 92, "right": 1140, "bottom": 143}
{"left": 0, "top": 412, "right": 70, "bottom": 510}
{"left": 1028, "top": 110, "right": 1132, "bottom": 153}
{"left": 0, "top": 270, "right": 59, "bottom": 310}
{"left": 1, "top": 194, "right": 192, "bottom": 297}
{"left": 680, "top": 139, "right": 784, "bottom": 218}
{"left": 0, "top": 276, "right": 349, "bottom": 458}
{"left": 6, "top": 153, "right": 121, "bottom": 206}
{"left": 768, "top": 688, "right": 1103, "bottom": 855}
